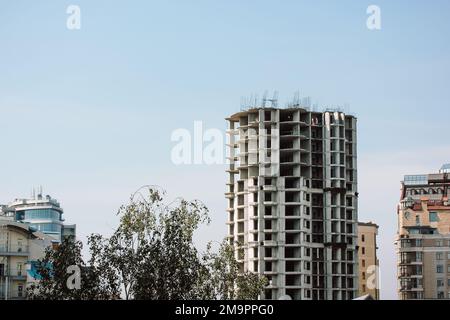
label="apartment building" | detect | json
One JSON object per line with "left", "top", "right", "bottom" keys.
{"left": 358, "top": 222, "right": 379, "bottom": 299}
{"left": 397, "top": 164, "right": 450, "bottom": 300}
{"left": 1, "top": 189, "right": 76, "bottom": 243}
{"left": 226, "top": 105, "right": 358, "bottom": 300}
{"left": 0, "top": 220, "right": 53, "bottom": 300}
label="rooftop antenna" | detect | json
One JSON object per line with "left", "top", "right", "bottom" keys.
{"left": 312, "top": 102, "right": 319, "bottom": 112}
{"left": 302, "top": 96, "right": 311, "bottom": 108}
{"left": 344, "top": 103, "right": 350, "bottom": 114}
{"left": 263, "top": 90, "right": 277, "bottom": 108}
{"left": 262, "top": 90, "right": 268, "bottom": 108}
{"left": 271, "top": 91, "right": 279, "bottom": 108}
{"left": 293, "top": 91, "right": 300, "bottom": 106}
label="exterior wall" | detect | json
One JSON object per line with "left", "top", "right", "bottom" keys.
{"left": 4, "top": 193, "right": 75, "bottom": 243}
{"left": 396, "top": 169, "right": 450, "bottom": 300}
{"left": 357, "top": 223, "right": 379, "bottom": 299}
{"left": 0, "top": 225, "right": 29, "bottom": 300}
{"left": 0, "top": 222, "right": 50, "bottom": 300}
{"left": 226, "top": 107, "right": 358, "bottom": 300}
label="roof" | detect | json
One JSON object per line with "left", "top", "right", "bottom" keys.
{"left": 358, "top": 221, "right": 379, "bottom": 228}
{"left": 0, "top": 220, "right": 52, "bottom": 240}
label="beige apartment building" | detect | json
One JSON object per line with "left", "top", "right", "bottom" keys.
{"left": 358, "top": 222, "right": 379, "bottom": 299}
{"left": 396, "top": 164, "right": 450, "bottom": 300}
{"left": 226, "top": 102, "right": 358, "bottom": 300}
{"left": 0, "top": 219, "right": 53, "bottom": 300}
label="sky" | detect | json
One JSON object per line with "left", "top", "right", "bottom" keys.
{"left": 1, "top": 0, "right": 450, "bottom": 300}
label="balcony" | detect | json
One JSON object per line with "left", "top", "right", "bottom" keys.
{"left": 0, "top": 245, "right": 29, "bottom": 256}
{"left": 400, "top": 285, "right": 423, "bottom": 292}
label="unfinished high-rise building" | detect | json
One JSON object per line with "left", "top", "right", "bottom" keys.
{"left": 397, "top": 164, "right": 450, "bottom": 300}
{"left": 225, "top": 104, "right": 358, "bottom": 300}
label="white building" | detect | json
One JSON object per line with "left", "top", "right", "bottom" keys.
{"left": 0, "top": 220, "right": 54, "bottom": 300}
{"left": 2, "top": 189, "right": 76, "bottom": 243}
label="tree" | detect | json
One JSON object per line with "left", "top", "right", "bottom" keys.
{"left": 27, "top": 237, "right": 118, "bottom": 300}
{"left": 28, "top": 188, "right": 267, "bottom": 300}
{"left": 200, "top": 241, "right": 268, "bottom": 300}
{"left": 89, "top": 188, "right": 211, "bottom": 299}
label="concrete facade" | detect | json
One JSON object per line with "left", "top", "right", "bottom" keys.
{"left": 0, "top": 220, "right": 53, "bottom": 300}
{"left": 396, "top": 164, "right": 450, "bottom": 300}
{"left": 357, "top": 222, "right": 379, "bottom": 299}
{"left": 226, "top": 106, "right": 358, "bottom": 300}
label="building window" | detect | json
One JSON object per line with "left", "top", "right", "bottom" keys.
{"left": 361, "top": 235, "right": 365, "bottom": 242}
{"left": 362, "top": 259, "right": 366, "bottom": 268}
{"left": 436, "top": 240, "right": 443, "bottom": 247}
{"left": 415, "top": 215, "right": 420, "bottom": 226}
{"left": 437, "top": 265, "right": 444, "bottom": 273}
{"left": 362, "top": 247, "right": 365, "bottom": 255}
{"left": 31, "top": 223, "right": 61, "bottom": 233}
{"left": 436, "top": 252, "right": 443, "bottom": 260}
{"left": 362, "top": 272, "right": 365, "bottom": 280}
{"left": 437, "top": 292, "right": 445, "bottom": 299}
{"left": 437, "top": 279, "right": 444, "bottom": 287}
{"left": 416, "top": 252, "right": 423, "bottom": 262}
{"left": 429, "top": 212, "right": 439, "bottom": 222}
{"left": 24, "top": 209, "right": 61, "bottom": 221}
{"left": 17, "top": 284, "right": 23, "bottom": 298}
{"left": 362, "top": 284, "right": 366, "bottom": 292}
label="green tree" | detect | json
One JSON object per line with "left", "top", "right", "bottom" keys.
{"left": 28, "top": 188, "right": 267, "bottom": 300}
{"left": 27, "top": 237, "right": 118, "bottom": 300}
{"left": 201, "top": 241, "right": 268, "bottom": 300}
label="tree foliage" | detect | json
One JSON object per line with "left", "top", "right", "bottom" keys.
{"left": 28, "top": 188, "right": 267, "bottom": 300}
{"left": 27, "top": 237, "right": 119, "bottom": 300}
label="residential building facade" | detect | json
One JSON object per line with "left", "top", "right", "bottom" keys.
{"left": 0, "top": 220, "right": 53, "bottom": 300}
{"left": 397, "top": 164, "right": 450, "bottom": 300}
{"left": 1, "top": 189, "right": 75, "bottom": 242}
{"left": 358, "top": 221, "right": 379, "bottom": 299}
{"left": 226, "top": 105, "right": 358, "bottom": 300}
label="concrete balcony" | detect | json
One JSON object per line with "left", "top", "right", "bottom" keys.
{"left": 263, "top": 185, "right": 277, "bottom": 192}
{"left": 0, "top": 246, "right": 29, "bottom": 257}
{"left": 263, "top": 256, "right": 279, "bottom": 261}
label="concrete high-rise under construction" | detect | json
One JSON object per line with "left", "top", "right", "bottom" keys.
{"left": 225, "top": 102, "right": 358, "bottom": 300}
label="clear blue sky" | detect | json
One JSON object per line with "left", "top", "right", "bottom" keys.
{"left": 1, "top": 0, "right": 450, "bottom": 299}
